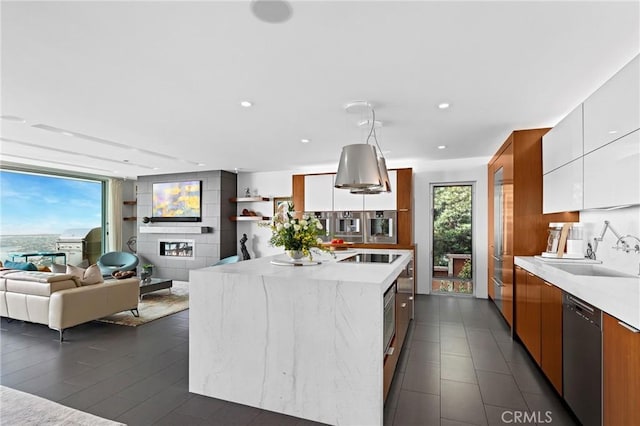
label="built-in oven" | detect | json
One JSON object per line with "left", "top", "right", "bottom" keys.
{"left": 304, "top": 211, "right": 332, "bottom": 242}
{"left": 333, "top": 211, "right": 364, "bottom": 243}
{"left": 365, "top": 210, "right": 397, "bottom": 244}
{"left": 383, "top": 281, "right": 397, "bottom": 356}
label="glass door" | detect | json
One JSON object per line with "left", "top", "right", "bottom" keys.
{"left": 431, "top": 184, "right": 473, "bottom": 295}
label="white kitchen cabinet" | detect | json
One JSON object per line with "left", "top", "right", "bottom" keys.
{"left": 583, "top": 55, "right": 640, "bottom": 154}
{"left": 543, "top": 105, "right": 583, "bottom": 174}
{"left": 543, "top": 158, "right": 583, "bottom": 213}
{"left": 303, "top": 174, "right": 334, "bottom": 211}
{"left": 583, "top": 129, "right": 640, "bottom": 209}
{"left": 363, "top": 170, "right": 398, "bottom": 210}
{"left": 333, "top": 186, "right": 364, "bottom": 211}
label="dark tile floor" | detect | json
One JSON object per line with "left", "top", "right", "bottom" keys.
{"left": 1, "top": 295, "right": 577, "bottom": 425}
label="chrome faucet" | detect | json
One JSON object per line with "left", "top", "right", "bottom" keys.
{"left": 613, "top": 234, "right": 640, "bottom": 253}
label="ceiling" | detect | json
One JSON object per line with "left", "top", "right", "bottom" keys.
{"left": 1, "top": 1, "right": 638, "bottom": 179}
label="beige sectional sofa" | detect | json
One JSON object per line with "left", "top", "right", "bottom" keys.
{"left": 0, "top": 269, "right": 139, "bottom": 341}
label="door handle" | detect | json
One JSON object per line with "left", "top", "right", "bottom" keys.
{"left": 618, "top": 321, "right": 640, "bottom": 333}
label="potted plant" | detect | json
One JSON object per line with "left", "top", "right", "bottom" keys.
{"left": 142, "top": 264, "right": 154, "bottom": 277}
{"left": 261, "top": 202, "right": 329, "bottom": 261}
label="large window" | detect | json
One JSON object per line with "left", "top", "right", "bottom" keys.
{"left": 0, "top": 169, "right": 105, "bottom": 265}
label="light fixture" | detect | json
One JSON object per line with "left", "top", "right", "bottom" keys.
{"left": 334, "top": 101, "right": 391, "bottom": 193}
{"left": 301, "top": 138, "right": 310, "bottom": 143}
{"left": 240, "top": 101, "right": 253, "bottom": 107}
{"left": 438, "top": 145, "right": 447, "bottom": 150}
{"left": 438, "top": 102, "right": 450, "bottom": 109}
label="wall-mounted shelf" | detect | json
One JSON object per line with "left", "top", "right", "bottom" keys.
{"left": 123, "top": 200, "right": 137, "bottom": 221}
{"left": 230, "top": 197, "right": 270, "bottom": 203}
{"left": 230, "top": 216, "right": 270, "bottom": 222}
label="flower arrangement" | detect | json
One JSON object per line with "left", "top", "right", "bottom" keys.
{"left": 262, "top": 202, "right": 327, "bottom": 260}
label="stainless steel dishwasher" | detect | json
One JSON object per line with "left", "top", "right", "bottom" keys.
{"left": 563, "top": 293, "right": 602, "bottom": 426}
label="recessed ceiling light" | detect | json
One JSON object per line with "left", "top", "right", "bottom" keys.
{"left": 301, "top": 138, "right": 310, "bottom": 143}
{"left": 437, "top": 103, "right": 450, "bottom": 110}
{"left": 608, "top": 130, "right": 618, "bottom": 134}
{"left": 240, "top": 101, "right": 253, "bottom": 108}
{"left": 0, "top": 115, "right": 27, "bottom": 123}
{"left": 197, "top": 163, "right": 206, "bottom": 167}
{"left": 438, "top": 145, "right": 447, "bottom": 150}
{"left": 61, "top": 131, "right": 74, "bottom": 137}
{"left": 152, "top": 167, "right": 160, "bottom": 170}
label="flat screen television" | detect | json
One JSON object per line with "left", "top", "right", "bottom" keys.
{"left": 151, "top": 180, "right": 202, "bottom": 222}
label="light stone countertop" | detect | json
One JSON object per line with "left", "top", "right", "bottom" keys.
{"left": 515, "top": 256, "right": 640, "bottom": 329}
{"left": 188, "top": 247, "right": 414, "bottom": 426}
{"left": 203, "top": 248, "right": 413, "bottom": 292}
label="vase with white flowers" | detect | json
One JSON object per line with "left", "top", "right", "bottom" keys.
{"left": 262, "top": 202, "right": 328, "bottom": 261}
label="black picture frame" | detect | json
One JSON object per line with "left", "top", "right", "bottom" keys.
{"left": 151, "top": 180, "right": 202, "bottom": 222}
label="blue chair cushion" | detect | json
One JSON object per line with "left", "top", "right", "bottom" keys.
{"left": 3, "top": 260, "right": 38, "bottom": 271}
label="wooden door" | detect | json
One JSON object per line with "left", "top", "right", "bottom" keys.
{"left": 603, "top": 313, "right": 640, "bottom": 426}
{"left": 540, "top": 281, "right": 563, "bottom": 394}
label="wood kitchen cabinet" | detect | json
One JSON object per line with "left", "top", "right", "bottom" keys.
{"left": 488, "top": 129, "right": 578, "bottom": 328}
{"left": 540, "top": 280, "right": 563, "bottom": 395}
{"left": 292, "top": 168, "right": 413, "bottom": 246}
{"left": 603, "top": 313, "right": 640, "bottom": 426}
{"left": 519, "top": 270, "right": 542, "bottom": 365}
{"left": 516, "top": 266, "right": 563, "bottom": 395}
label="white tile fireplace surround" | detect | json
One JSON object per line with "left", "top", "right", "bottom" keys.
{"left": 158, "top": 240, "right": 195, "bottom": 260}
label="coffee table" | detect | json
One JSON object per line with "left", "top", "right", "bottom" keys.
{"left": 139, "top": 277, "right": 173, "bottom": 300}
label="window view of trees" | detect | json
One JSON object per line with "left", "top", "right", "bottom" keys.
{"left": 432, "top": 185, "right": 473, "bottom": 294}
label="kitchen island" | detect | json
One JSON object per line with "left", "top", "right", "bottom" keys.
{"left": 189, "top": 249, "right": 413, "bottom": 426}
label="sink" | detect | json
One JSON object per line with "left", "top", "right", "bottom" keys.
{"left": 551, "top": 264, "right": 638, "bottom": 278}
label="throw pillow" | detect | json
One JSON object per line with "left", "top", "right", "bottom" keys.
{"left": 50, "top": 263, "right": 66, "bottom": 273}
{"left": 66, "top": 264, "right": 104, "bottom": 286}
{"left": 3, "top": 260, "right": 38, "bottom": 271}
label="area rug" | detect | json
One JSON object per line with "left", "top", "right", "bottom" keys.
{"left": 0, "top": 385, "right": 126, "bottom": 425}
{"left": 97, "top": 281, "right": 189, "bottom": 327}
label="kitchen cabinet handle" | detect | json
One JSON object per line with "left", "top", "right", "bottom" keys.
{"left": 544, "top": 282, "right": 553, "bottom": 287}
{"left": 398, "top": 209, "right": 409, "bottom": 212}
{"left": 527, "top": 272, "right": 534, "bottom": 277}
{"left": 408, "top": 296, "right": 414, "bottom": 301}
{"left": 401, "top": 303, "right": 407, "bottom": 308}
{"left": 491, "top": 277, "right": 504, "bottom": 287}
{"left": 386, "top": 347, "right": 395, "bottom": 356}
{"left": 618, "top": 321, "right": 640, "bottom": 333}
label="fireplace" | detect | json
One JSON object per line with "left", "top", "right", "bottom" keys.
{"left": 159, "top": 239, "right": 195, "bottom": 259}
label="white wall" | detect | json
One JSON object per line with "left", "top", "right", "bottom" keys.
{"left": 580, "top": 205, "right": 640, "bottom": 277}
{"left": 236, "top": 171, "right": 294, "bottom": 258}
{"left": 237, "top": 157, "right": 490, "bottom": 298}
{"left": 413, "top": 158, "right": 489, "bottom": 298}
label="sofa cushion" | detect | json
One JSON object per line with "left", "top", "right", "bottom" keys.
{"left": 67, "top": 264, "right": 104, "bottom": 286}
{"left": 3, "top": 261, "right": 38, "bottom": 271}
{"left": 4, "top": 272, "right": 77, "bottom": 296}
{"left": 50, "top": 263, "right": 66, "bottom": 274}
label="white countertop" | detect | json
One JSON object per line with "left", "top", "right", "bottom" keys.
{"left": 189, "top": 248, "right": 413, "bottom": 425}
{"left": 204, "top": 248, "right": 413, "bottom": 292}
{"left": 515, "top": 256, "right": 640, "bottom": 329}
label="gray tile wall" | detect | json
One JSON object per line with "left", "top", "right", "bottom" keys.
{"left": 136, "top": 170, "right": 237, "bottom": 281}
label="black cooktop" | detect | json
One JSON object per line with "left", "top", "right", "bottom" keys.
{"left": 339, "top": 253, "right": 401, "bottom": 264}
